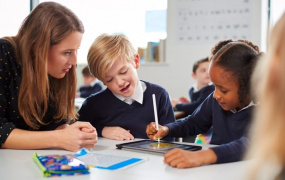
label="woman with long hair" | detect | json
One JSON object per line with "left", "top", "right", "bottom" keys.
{"left": 0, "top": 2, "right": 97, "bottom": 151}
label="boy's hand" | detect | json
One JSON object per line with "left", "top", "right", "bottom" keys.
{"left": 146, "top": 122, "right": 169, "bottom": 140}
{"left": 164, "top": 149, "right": 217, "bottom": 168}
{"left": 171, "top": 99, "right": 179, "bottom": 108}
{"left": 102, "top": 126, "right": 134, "bottom": 141}
{"left": 178, "top": 97, "right": 190, "bottom": 104}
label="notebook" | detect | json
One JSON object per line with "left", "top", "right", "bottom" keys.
{"left": 75, "top": 149, "right": 145, "bottom": 170}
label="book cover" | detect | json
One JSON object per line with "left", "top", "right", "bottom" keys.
{"left": 159, "top": 39, "right": 166, "bottom": 62}
{"left": 32, "top": 153, "right": 89, "bottom": 177}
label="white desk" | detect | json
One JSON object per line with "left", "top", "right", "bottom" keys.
{"left": 0, "top": 138, "right": 250, "bottom": 180}
{"left": 75, "top": 97, "right": 85, "bottom": 111}
{"left": 174, "top": 111, "right": 186, "bottom": 118}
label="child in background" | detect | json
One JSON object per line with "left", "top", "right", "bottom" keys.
{"left": 246, "top": 13, "right": 285, "bottom": 180}
{"left": 171, "top": 57, "right": 214, "bottom": 115}
{"left": 76, "top": 66, "right": 103, "bottom": 98}
{"left": 172, "top": 57, "right": 214, "bottom": 144}
{"left": 78, "top": 33, "right": 175, "bottom": 141}
{"left": 146, "top": 39, "right": 260, "bottom": 168}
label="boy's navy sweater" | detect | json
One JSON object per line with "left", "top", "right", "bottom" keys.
{"left": 167, "top": 92, "right": 253, "bottom": 164}
{"left": 78, "top": 81, "right": 175, "bottom": 140}
{"left": 175, "top": 84, "right": 215, "bottom": 115}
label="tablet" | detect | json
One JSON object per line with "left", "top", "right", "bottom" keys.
{"left": 116, "top": 140, "right": 202, "bottom": 154}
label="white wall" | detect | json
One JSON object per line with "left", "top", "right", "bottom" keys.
{"left": 0, "top": 0, "right": 30, "bottom": 37}
{"left": 137, "top": 0, "right": 267, "bottom": 99}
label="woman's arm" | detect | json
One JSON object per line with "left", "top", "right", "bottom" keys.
{"left": 2, "top": 121, "right": 97, "bottom": 151}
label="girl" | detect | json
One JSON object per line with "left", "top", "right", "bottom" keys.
{"left": 246, "top": 13, "right": 285, "bottom": 180}
{"left": 0, "top": 2, "right": 97, "bottom": 151}
{"left": 146, "top": 39, "right": 260, "bottom": 168}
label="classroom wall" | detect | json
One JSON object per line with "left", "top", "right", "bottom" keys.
{"left": 77, "top": 0, "right": 267, "bottom": 99}
{"left": 136, "top": 0, "right": 266, "bottom": 99}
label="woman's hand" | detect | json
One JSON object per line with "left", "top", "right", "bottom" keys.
{"left": 146, "top": 122, "right": 169, "bottom": 140}
{"left": 164, "top": 149, "right": 217, "bottom": 168}
{"left": 102, "top": 126, "right": 134, "bottom": 141}
{"left": 57, "top": 121, "right": 97, "bottom": 151}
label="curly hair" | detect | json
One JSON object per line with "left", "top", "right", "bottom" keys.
{"left": 210, "top": 39, "right": 260, "bottom": 105}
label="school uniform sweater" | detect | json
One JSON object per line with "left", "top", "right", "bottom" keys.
{"left": 166, "top": 92, "right": 254, "bottom": 164}
{"left": 79, "top": 82, "right": 102, "bottom": 98}
{"left": 175, "top": 84, "right": 215, "bottom": 115}
{"left": 78, "top": 81, "right": 175, "bottom": 140}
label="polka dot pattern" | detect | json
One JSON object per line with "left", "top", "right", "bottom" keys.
{"left": 0, "top": 39, "right": 66, "bottom": 147}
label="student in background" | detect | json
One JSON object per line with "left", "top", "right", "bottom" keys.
{"left": 0, "top": 2, "right": 97, "bottom": 151}
{"left": 172, "top": 57, "right": 214, "bottom": 144}
{"left": 246, "top": 13, "right": 285, "bottom": 180}
{"left": 78, "top": 33, "right": 175, "bottom": 141}
{"left": 171, "top": 57, "right": 214, "bottom": 115}
{"left": 76, "top": 65, "right": 103, "bottom": 98}
{"left": 146, "top": 39, "right": 260, "bottom": 168}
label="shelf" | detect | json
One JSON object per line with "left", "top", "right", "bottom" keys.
{"left": 140, "top": 62, "right": 169, "bottom": 66}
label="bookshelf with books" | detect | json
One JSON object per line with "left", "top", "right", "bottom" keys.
{"left": 138, "top": 39, "right": 166, "bottom": 65}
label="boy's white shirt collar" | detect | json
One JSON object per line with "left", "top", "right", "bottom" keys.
{"left": 230, "top": 101, "right": 255, "bottom": 113}
{"left": 192, "top": 83, "right": 199, "bottom": 92}
{"left": 113, "top": 81, "right": 146, "bottom": 105}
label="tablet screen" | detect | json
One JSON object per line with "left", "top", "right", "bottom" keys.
{"left": 116, "top": 140, "right": 202, "bottom": 154}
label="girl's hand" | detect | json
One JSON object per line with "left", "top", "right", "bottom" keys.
{"left": 146, "top": 122, "right": 169, "bottom": 140}
{"left": 102, "top": 126, "right": 134, "bottom": 141}
{"left": 57, "top": 122, "right": 97, "bottom": 151}
{"left": 164, "top": 149, "right": 217, "bottom": 168}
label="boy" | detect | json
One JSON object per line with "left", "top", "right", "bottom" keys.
{"left": 171, "top": 57, "right": 214, "bottom": 115}
{"left": 76, "top": 66, "right": 103, "bottom": 98}
{"left": 78, "top": 34, "right": 175, "bottom": 141}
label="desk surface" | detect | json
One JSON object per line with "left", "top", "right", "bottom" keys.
{"left": 0, "top": 138, "right": 250, "bottom": 180}
{"left": 174, "top": 111, "right": 187, "bottom": 118}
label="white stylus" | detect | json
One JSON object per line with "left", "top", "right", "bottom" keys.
{"left": 152, "top": 94, "right": 160, "bottom": 143}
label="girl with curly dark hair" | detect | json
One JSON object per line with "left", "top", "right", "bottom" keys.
{"left": 146, "top": 39, "right": 260, "bottom": 168}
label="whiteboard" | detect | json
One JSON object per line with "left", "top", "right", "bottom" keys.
{"left": 138, "top": 0, "right": 265, "bottom": 99}
{"left": 175, "top": 0, "right": 253, "bottom": 45}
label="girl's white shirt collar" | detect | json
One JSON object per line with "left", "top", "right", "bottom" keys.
{"left": 230, "top": 101, "right": 255, "bottom": 113}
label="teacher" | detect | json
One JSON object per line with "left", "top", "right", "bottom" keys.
{"left": 0, "top": 2, "right": 97, "bottom": 151}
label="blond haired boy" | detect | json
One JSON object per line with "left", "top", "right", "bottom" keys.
{"left": 78, "top": 34, "right": 175, "bottom": 141}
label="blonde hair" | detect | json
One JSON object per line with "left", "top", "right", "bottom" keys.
{"left": 246, "top": 13, "right": 285, "bottom": 179}
{"left": 2, "top": 2, "right": 84, "bottom": 129}
{"left": 87, "top": 33, "right": 136, "bottom": 81}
